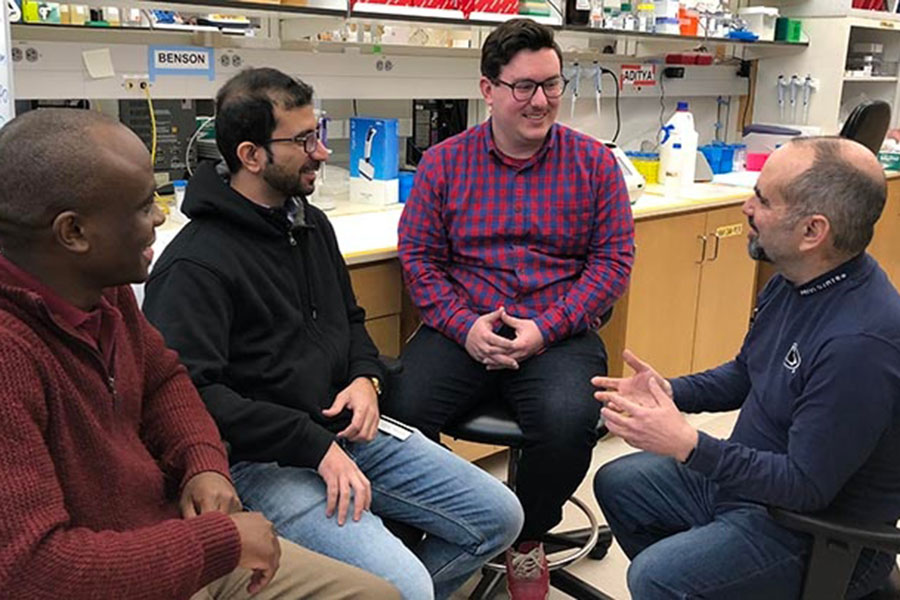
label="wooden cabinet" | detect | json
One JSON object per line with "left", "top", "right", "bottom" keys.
{"left": 869, "top": 177, "right": 900, "bottom": 290}
{"left": 348, "top": 259, "right": 403, "bottom": 357}
{"left": 608, "top": 204, "right": 758, "bottom": 378}
{"left": 692, "top": 206, "right": 759, "bottom": 372}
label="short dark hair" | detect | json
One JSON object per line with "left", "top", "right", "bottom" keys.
{"left": 215, "top": 68, "right": 314, "bottom": 173}
{"left": 0, "top": 108, "right": 116, "bottom": 246}
{"left": 480, "top": 18, "right": 563, "bottom": 80}
{"left": 781, "top": 137, "right": 886, "bottom": 255}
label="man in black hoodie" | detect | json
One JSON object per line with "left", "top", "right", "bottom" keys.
{"left": 144, "top": 68, "right": 523, "bottom": 600}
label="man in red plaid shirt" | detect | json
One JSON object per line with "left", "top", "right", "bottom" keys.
{"left": 391, "top": 18, "right": 635, "bottom": 598}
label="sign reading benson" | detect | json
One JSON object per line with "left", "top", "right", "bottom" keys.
{"left": 148, "top": 46, "right": 215, "bottom": 82}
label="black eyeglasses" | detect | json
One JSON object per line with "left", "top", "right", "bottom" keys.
{"left": 492, "top": 76, "right": 568, "bottom": 102}
{"left": 264, "top": 130, "right": 319, "bottom": 154}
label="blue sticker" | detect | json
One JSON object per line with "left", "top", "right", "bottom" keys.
{"left": 148, "top": 45, "right": 215, "bottom": 82}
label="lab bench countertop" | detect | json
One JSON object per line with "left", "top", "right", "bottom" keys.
{"left": 150, "top": 181, "right": 757, "bottom": 270}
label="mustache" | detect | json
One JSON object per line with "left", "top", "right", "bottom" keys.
{"left": 301, "top": 161, "right": 320, "bottom": 173}
{"left": 748, "top": 216, "right": 757, "bottom": 232}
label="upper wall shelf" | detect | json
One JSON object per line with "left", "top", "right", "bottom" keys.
{"left": 11, "top": 0, "right": 809, "bottom": 59}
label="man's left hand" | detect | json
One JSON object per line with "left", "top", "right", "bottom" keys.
{"left": 599, "top": 378, "right": 699, "bottom": 462}
{"left": 179, "top": 471, "right": 242, "bottom": 518}
{"left": 498, "top": 308, "right": 545, "bottom": 363}
{"left": 323, "top": 377, "right": 380, "bottom": 443}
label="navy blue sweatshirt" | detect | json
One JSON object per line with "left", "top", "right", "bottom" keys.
{"left": 671, "top": 254, "right": 900, "bottom": 522}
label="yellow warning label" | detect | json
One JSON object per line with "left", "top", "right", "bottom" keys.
{"left": 715, "top": 224, "right": 743, "bottom": 238}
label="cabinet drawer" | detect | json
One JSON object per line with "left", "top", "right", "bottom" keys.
{"left": 349, "top": 260, "right": 402, "bottom": 320}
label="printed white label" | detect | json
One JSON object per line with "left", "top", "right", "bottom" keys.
{"left": 153, "top": 49, "right": 210, "bottom": 70}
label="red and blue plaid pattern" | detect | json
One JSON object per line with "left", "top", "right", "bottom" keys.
{"left": 398, "top": 120, "right": 635, "bottom": 346}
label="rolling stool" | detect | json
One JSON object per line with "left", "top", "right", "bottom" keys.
{"left": 445, "top": 401, "right": 615, "bottom": 600}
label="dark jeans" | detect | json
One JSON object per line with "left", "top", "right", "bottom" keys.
{"left": 594, "top": 452, "right": 895, "bottom": 600}
{"left": 385, "top": 324, "right": 607, "bottom": 541}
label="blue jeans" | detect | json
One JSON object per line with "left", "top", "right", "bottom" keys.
{"left": 594, "top": 452, "right": 895, "bottom": 600}
{"left": 231, "top": 430, "right": 523, "bottom": 600}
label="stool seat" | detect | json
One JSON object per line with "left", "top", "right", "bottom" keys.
{"left": 445, "top": 402, "right": 525, "bottom": 448}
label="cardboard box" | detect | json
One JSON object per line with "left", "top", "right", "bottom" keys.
{"left": 349, "top": 117, "right": 399, "bottom": 205}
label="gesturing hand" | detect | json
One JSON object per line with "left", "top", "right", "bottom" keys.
{"left": 591, "top": 349, "right": 673, "bottom": 409}
{"left": 598, "top": 377, "right": 698, "bottom": 462}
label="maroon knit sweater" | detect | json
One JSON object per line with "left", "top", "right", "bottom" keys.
{"left": 0, "top": 282, "right": 242, "bottom": 599}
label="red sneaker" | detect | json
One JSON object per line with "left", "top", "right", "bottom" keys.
{"left": 505, "top": 541, "right": 549, "bottom": 600}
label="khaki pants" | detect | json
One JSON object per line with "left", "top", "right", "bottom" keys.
{"left": 190, "top": 539, "right": 402, "bottom": 600}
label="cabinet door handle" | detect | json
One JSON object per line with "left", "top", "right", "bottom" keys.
{"left": 708, "top": 233, "right": 721, "bottom": 262}
{"left": 696, "top": 235, "right": 708, "bottom": 264}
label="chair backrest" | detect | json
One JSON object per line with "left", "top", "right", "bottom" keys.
{"left": 839, "top": 100, "right": 892, "bottom": 155}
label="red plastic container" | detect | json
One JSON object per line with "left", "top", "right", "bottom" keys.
{"left": 851, "top": 0, "right": 886, "bottom": 9}
{"left": 746, "top": 152, "right": 771, "bottom": 172}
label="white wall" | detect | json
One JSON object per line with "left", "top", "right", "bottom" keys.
{"left": 10, "top": 38, "right": 746, "bottom": 160}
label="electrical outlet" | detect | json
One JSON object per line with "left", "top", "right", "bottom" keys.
{"left": 219, "top": 52, "right": 243, "bottom": 69}
{"left": 122, "top": 75, "right": 151, "bottom": 92}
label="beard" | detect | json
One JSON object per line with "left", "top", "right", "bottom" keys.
{"left": 263, "top": 160, "right": 319, "bottom": 197}
{"left": 747, "top": 236, "right": 773, "bottom": 263}
{"left": 746, "top": 216, "right": 773, "bottom": 262}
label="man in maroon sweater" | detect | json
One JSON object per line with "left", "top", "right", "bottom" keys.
{"left": 0, "top": 109, "right": 401, "bottom": 600}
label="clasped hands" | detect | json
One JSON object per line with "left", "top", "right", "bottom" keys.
{"left": 464, "top": 307, "right": 544, "bottom": 370}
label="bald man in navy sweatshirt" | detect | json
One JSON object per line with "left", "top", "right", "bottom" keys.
{"left": 593, "top": 137, "right": 900, "bottom": 600}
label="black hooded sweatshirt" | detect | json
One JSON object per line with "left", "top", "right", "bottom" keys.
{"left": 144, "top": 162, "right": 383, "bottom": 469}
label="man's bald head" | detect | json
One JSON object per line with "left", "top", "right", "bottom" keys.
{"left": 0, "top": 109, "right": 144, "bottom": 248}
{"left": 774, "top": 136, "right": 886, "bottom": 256}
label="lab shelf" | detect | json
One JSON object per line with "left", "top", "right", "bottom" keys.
{"left": 842, "top": 75, "right": 900, "bottom": 82}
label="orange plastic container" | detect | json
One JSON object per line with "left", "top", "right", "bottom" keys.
{"left": 679, "top": 8, "right": 699, "bottom": 36}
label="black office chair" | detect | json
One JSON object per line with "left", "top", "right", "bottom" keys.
{"left": 840, "top": 100, "right": 892, "bottom": 155}
{"left": 444, "top": 403, "right": 615, "bottom": 600}
{"left": 769, "top": 507, "right": 900, "bottom": 600}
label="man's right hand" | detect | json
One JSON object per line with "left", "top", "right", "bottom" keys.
{"left": 464, "top": 308, "right": 518, "bottom": 369}
{"left": 591, "top": 349, "right": 673, "bottom": 409}
{"left": 317, "top": 441, "right": 371, "bottom": 526}
{"left": 230, "top": 512, "right": 281, "bottom": 594}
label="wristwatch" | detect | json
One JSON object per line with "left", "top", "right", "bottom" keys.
{"left": 368, "top": 376, "right": 383, "bottom": 397}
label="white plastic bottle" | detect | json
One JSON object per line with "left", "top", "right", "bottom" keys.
{"left": 663, "top": 142, "right": 683, "bottom": 197}
{"left": 659, "top": 101, "right": 699, "bottom": 192}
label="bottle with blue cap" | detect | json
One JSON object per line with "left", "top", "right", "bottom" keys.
{"left": 659, "top": 101, "right": 699, "bottom": 195}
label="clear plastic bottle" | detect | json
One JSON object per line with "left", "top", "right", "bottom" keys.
{"left": 589, "top": 0, "right": 605, "bottom": 28}
{"left": 663, "top": 143, "right": 683, "bottom": 197}
{"left": 605, "top": 0, "right": 623, "bottom": 28}
{"left": 621, "top": 2, "right": 636, "bottom": 30}
{"left": 732, "top": 143, "right": 747, "bottom": 172}
{"left": 637, "top": 3, "right": 655, "bottom": 32}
